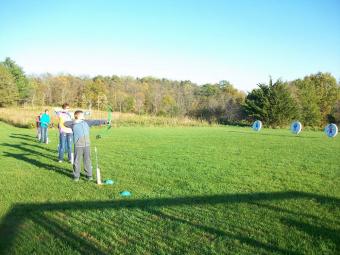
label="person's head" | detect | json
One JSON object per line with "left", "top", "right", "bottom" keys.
{"left": 62, "top": 103, "right": 70, "bottom": 111}
{"left": 74, "top": 110, "right": 84, "bottom": 120}
{"left": 44, "top": 109, "right": 49, "bottom": 114}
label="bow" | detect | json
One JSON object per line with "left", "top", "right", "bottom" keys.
{"left": 96, "top": 106, "right": 113, "bottom": 139}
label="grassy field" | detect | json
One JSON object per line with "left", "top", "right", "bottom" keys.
{"left": 0, "top": 121, "right": 339, "bottom": 254}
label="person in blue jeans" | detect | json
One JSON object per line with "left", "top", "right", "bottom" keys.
{"left": 40, "top": 109, "right": 50, "bottom": 144}
{"left": 58, "top": 132, "right": 73, "bottom": 163}
{"left": 56, "top": 103, "right": 73, "bottom": 163}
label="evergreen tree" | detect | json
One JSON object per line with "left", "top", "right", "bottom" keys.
{"left": 244, "top": 78, "right": 298, "bottom": 127}
{"left": 2, "top": 57, "right": 31, "bottom": 103}
{"left": 0, "top": 64, "right": 19, "bottom": 106}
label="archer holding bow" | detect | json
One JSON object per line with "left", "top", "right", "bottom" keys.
{"left": 64, "top": 110, "right": 110, "bottom": 182}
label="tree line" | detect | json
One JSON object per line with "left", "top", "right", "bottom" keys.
{"left": 0, "top": 57, "right": 339, "bottom": 127}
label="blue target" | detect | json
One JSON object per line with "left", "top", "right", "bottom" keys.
{"left": 252, "top": 120, "right": 262, "bottom": 131}
{"left": 291, "top": 121, "right": 302, "bottom": 135}
{"left": 325, "top": 124, "right": 338, "bottom": 138}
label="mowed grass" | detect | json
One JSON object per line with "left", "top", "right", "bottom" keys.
{"left": 0, "top": 121, "right": 339, "bottom": 255}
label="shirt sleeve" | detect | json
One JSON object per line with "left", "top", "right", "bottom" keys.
{"left": 85, "top": 120, "right": 107, "bottom": 127}
{"left": 64, "top": 121, "right": 74, "bottom": 128}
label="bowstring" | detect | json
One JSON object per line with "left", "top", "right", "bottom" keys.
{"left": 96, "top": 106, "right": 113, "bottom": 139}
{"left": 107, "top": 106, "right": 113, "bottom": 130}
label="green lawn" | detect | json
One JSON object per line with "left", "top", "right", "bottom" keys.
{"left": 0, "top": 121, "right": 339, "bottom": 255}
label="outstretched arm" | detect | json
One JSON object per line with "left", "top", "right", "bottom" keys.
{"left": 64, "top": 121, "right": 74, "bottom": 128}
{"left": 85, "top": 120, "right": 108, "bottom": 127}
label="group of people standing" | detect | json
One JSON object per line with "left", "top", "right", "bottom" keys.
{"left": 35, "top": 103, "right": 109, "bottom": 181}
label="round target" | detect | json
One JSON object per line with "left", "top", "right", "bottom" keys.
{"left": 252, "top": 120, "right": 262, "bottom": 131}
{"left": 291, "top": 121, "right": 302, "bottom": 135}
{"left": 324, "top": 123, "right": 338, "bottom": 138}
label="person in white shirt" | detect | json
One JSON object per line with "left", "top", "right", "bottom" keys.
{"left": 56, "top": 103, "right": 74, "bottom": 163}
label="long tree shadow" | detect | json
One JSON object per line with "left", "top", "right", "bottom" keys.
{"left": 1, "top": 131, "right": 73, "bottom": 178}
{"left": 1, "top": 142, "right": 58, "bottom": 161}
{"left": 21, "top": 141, "right": 59, "bottom": 153}
{"left": 31, "top": 213, "right": 107, "bottom": 255}
{"left": 7, "top": 135, "right": 58, "bottom": 154}
{"left": 9, "top": 134, "right": 40, "bottom": 142}
{"left": 2, "top": 151, "right": 73, "bottom": 178}
{"left": 0, "top": 191, "right": 339, "bottom": 254}
{"left": 145, "top": 208, "right": 302, "bottom": 255}
{"left": 250, "top": 202, "right": 340, "bottom": 225}
{"left": 281, "top": 217, "right": 339, "bottom": 251}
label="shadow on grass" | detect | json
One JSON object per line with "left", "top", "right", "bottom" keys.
{"left": 2, "top": 151, "right": 73, "bottom": 178}
{"left": 1, "top": 142, "right": 58, "bottom": 161}
{"left": 281, "top": 218, "right": 339, "bottom": 250}
{"left": 9, "top": 134, "right": 39, "bottom": 142}
{"left": 8, "top": 134, "right": 58, "bottom": 153}
{"left": 147, "top": 208, "right": 299, "bottom": 255}
{"left": 0, "top": 191, "right": 339, "bottom": 254}
{"left": 31, "top": 213, "right": 107, "bottom": 255}
{"left": 1, "top": 132, "right": 73, "bottom": 179}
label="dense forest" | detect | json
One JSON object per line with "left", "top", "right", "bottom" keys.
{"left": 0, "top": 57, "right": 339, "bottom": 127}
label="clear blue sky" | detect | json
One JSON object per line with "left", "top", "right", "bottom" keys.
{"left": 0, "top": 0, "right": 339, "bottom": 91}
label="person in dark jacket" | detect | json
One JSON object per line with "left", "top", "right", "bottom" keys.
{"left": 35, "top": 113, "right": 42, "bottom": 140}
{"left": 64, "top": 110, "right": 109, "bottom": 181}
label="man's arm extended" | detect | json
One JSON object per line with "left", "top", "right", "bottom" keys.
{"left": 64, "top": 121, "right": 74, "bottom": 128}
{"left": 85, "top": 120, "right": 108, "bottom": 127}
